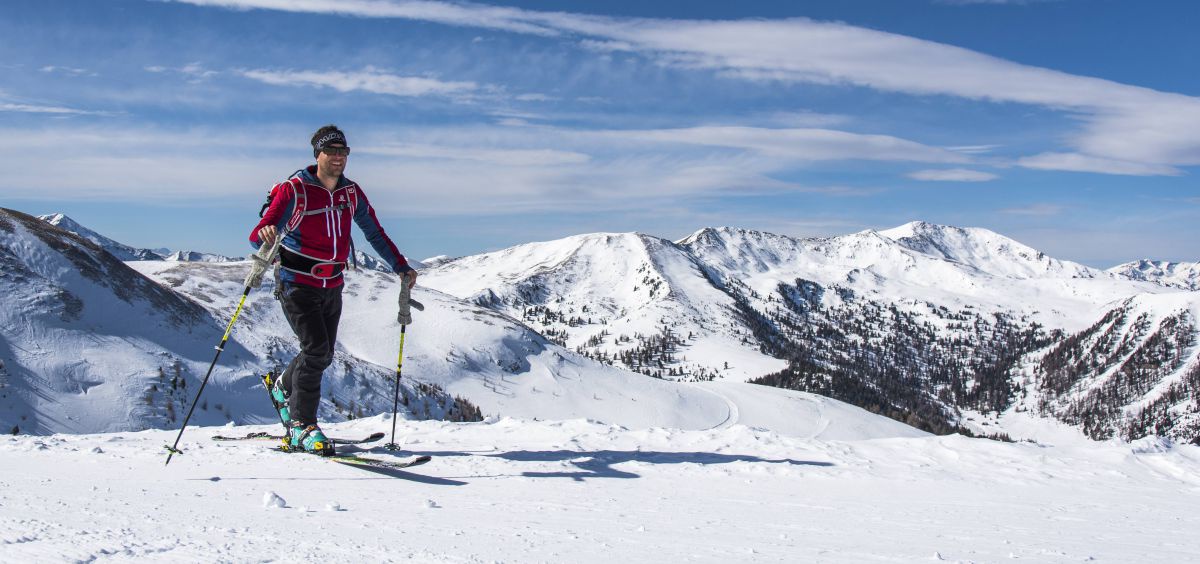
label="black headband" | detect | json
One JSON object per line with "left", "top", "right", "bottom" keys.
{"left": 313, "top": 131, "right": 348, "bottom": 157}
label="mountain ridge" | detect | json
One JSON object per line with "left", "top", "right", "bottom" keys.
{"left": 7, "top": 208, "right": 1198, "bottom": 444}
{"left": 420, "top": 220, "right": 1199, "bottom": 442}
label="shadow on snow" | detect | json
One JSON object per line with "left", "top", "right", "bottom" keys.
{"left": 409, "top": 449, "right": 834, "bottom": 481}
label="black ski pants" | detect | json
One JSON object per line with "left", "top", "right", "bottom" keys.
{"left": 278, "top": 282, "right": 343, "bottom": 426}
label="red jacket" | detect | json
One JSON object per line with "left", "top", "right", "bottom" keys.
{"left": 250, "top": 165, "right": 411, "bottom": 288}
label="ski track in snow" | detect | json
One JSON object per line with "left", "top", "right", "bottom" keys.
{"left": 689, "top": 383, "right": 740, "bottom": 431}
{"left": 2, "top": 417, "right": 1199, "bottom": 563}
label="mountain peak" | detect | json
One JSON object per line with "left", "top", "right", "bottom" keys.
{"left": 878, "top": 220, "right": 1099, "bottom": 279}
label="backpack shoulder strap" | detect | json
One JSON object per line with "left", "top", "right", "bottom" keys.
{"left": 285, "top": 176, "right": 307, "bottom": 232}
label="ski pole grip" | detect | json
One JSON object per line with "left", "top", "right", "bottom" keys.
{"left": 397, "top": 277, "right": 414, "bottom": 325}
{"left": 244, "top": 237, "right": 282, "bottom": 288}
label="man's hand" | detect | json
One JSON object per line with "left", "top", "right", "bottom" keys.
{"left": 403, "top": 269, "right": 418, "bottom": 288}
{"left": 257, "top": 225, "right": 277, "bottom": 247}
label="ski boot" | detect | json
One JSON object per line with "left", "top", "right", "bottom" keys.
{"left": 289, "top": 421, "right": 335, "bottom": 456}
{"left": 262, "top": 372, "right": 291, "bottom": 427}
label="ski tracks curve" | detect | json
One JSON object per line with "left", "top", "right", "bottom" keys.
{"left": 687, "top": 383, "right": 740, "bottom": 431}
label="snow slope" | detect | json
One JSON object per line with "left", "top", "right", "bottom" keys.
{"left": 420, "top": 231, "right": 788, "bottom": 381}
{"left": 0, "top": 209, "right": 226, "bottom": 434}
{"left": 4, "top": 208, "right": 925, "bottom": 439}
{"left": 129, "top": 258, "right": 922, "bottom": 439}
{"left": 2, "top": 417, "right": 1197, "bottom": 562}
{"left": 1008, "top": 291, "right": 1200, "bottom": 442}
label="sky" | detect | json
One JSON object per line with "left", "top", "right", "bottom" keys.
{"left": 2, "top": 0, "right": 1198, "bottom": 267}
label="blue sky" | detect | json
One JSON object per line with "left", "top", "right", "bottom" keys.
{"left": 2, "top": 0, "right": 1198, "bottom": 266}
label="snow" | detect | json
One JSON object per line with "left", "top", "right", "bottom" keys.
{"left": 5, "top": 211, "right": 1200, "bottom": 561}
{"left": 1, "top": 417, "right": 1198, "bottom": 562}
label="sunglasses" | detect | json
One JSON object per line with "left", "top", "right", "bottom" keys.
{"left": 320, "top": 145, "right": 351, "bottom": 157}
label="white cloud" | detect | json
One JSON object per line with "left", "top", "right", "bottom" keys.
{"left": 0, "top": 90, "right": 110, "bottom": 116}
{"left": 164, "top": 0, "right": 1200, "bottom": 176}
{"left": 946, "top": 144, "right": 1002, "bottom": 155}
{"left": 514, "top": 93, "right": 558, "bottom": 102}
{"left": 180, "top": 62, "right": 219, "bottom": 80}
{"left": 1016, "top": 153, "right": 1183, "bottom": 176}
{"left": 999, "top": 204, "right": 1065, "bottom": 216}
{"left": 363, "top": 143, "right": 591, "bottom": 166}
{"left": 2, "top": 122, "right": 884, "bottom": 214}
{"left": 170, "top": 0, "right": 568, "bottom": 36}
{"left": 907, "top": 168, "right": 998, "bottom": 182}
{"left": 0, "top": 102, "right": 101, "bottom": 116}
{"left": 239, "top": 67, "right": 478, "bottom": 98}
{"left": 142, "top": 63, "right": 218, "bottom": 82}
{"left": 40, "top": 66, "right": 94, "bottom": 77}
{"left": 608, "top": 126, "right": 969, "bottom": 164}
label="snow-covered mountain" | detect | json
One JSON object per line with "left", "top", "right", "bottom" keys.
{"left": 1109, "top": 259, "right": 1200, "bottom": 290}
{"left": 420, "top": 222, "right": 1165, "bottom": 383}
{"left": 39, "top": 213, "right": 238, "bottom": 263}
{"left": 0, "top": 209, "right": 474, "bottom": 435}
{"left": 420, "top": 222, "right": 1194, "bottom": 441}
{"left": 1013, "top": 292, "right": 1200, "bottom": 442}
{"left": 7, "top": 208, "right": 918, "bottom": 441}
{"left": 8, "top": 207, "right": 1198, "bottom": 444}
{"left": 879, "top": 220, "right": 1107, "bottom": 279}
{"left": 1, "top": 209, "right": 218, "bottom": 433}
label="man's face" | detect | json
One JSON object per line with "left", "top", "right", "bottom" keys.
{"left": 317, "top": 143, "right": 349, "bottom": 177}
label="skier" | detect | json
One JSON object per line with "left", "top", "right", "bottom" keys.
{"left": 250, "top": 125, "right": 417, "bottom": 455}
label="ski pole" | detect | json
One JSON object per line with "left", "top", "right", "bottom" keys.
{"left": 385, "top": 324, "right": 407, "bottom": 451}
{"left": 385, "top": 277, "right": 423, "bottom": 451}
{"left": 164, "top": 237, "right": 280, "bottom": 465}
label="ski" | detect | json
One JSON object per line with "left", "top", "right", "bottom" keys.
{"left": 211, "top": 431, "right": 386, "bottom": 445}
{"left": 270, "top": 446, "right": 432, "bottom": 470}
{"left": 329, "top": 454, "right": 432, "bottom": 470}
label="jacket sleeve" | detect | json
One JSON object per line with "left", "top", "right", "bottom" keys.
{"left": 352, "top": 187, "right": 412, "bottom": 274}
{"left": 248, "top": 181, "right": 295, "bottom": 250}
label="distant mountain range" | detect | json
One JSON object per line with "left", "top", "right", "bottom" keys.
{"left": 39, "top": 213, "right": 238, "bottom": 263}
{"left": 3, "top": 208, "right": 1197, "bottom": 444}
{"left": 1107, "top": 259, "right": 1200, "bottom": 291}
{"left": 9, "top": 208, "right": 907, "bottom": 441}
{"left": 39, "top": 213, "right": 402, "bottom": 272}
{"left": 421, "top": 221, "right": 1200, "bottom": 442}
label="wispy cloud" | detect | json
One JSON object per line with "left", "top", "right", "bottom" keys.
{"left": 364, "top": 143, "right": 590, "bottom": 166}
{"left": 170, "top": 0, "right": 569, "bottom": 36}
{"left": 0, "top": 102, "right": 101, "bottom": 115}
{"left": 164, "top": 0, "right": 1200, "bottom": 176}
{"left": 946, "top": 144, "right": 1002, "bottom": 155}
{"left": 999, "top": 203, "right": 1065, "bottom": 216}
{"left": 2, "top": 122, "right": 884, "bottom": 214}
{"left": 239, "top": 67, "right": 479, "bottom": 98}
{"left": 145, "top": 62, "right": 219, "bottom": 82}
{"left": 0, "top": 89, "right": 110, "bottom": 116}
{"left": 1016, "top": 152, "right": 1183, "bottom": 176}
{"left": 40, "top": 65, "right": 95, "bottom": 77}
{"left": 604, "top": 126, "right": 968, "bottom": 164}
{"left": 907, "top": 168, "right": 998, "bottom": 182}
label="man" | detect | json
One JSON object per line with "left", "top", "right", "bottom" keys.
{"left": 250, "top": 125, "right": 417, "bottom": 455}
